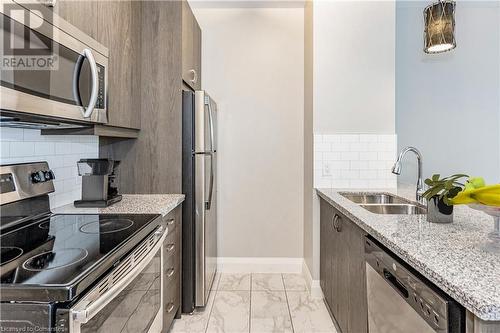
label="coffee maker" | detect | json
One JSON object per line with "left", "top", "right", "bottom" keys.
{"left": 74, "top": 159, "right": 122, "bottom": 208}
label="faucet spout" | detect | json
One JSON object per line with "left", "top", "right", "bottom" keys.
{"left": 392, "top": 146, "right": 425, "bottom": 204}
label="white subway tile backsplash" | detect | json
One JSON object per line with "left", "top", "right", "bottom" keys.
{"left": 1, "top": 142, "right": 10, "bottom": 157}
{"left": 0, "top": 127, "right": 24, "bottom": 141}
{"left": 34, "top": 142, "right": 55, "bottom": 156}
{"left": 378, "top": 151, "right": 395, "bottom": 161}
{"left": 314, "top": 133, "right": 397, "bottom": 189}
{"left": 359, "top": 151, "right": 377, "bottom": 160}
{"left": 323, "top": 134, "right": 342, "bottom": 143}
{"left": 323, "top": 152, "right": 341, "bottom": 161}
{"left": 10, "top": 142, "right": 35, "bottom": 157}
{"left": 331, "top": 142, "right": 350, "bottom": 152}
{"left": 341, "top": 152, "right": 359, "bottom": 161}
{"left": 315, "top": 142, "right": 331, "bottom": 152}
{"left": 0, "top": 129, "right": 98, "bottom": 208}
{"left": 330, "top": 161, "right": 350, "bottom": 170}
{"left": 350, "top": 161, "right": 369, "bottom": 170}
{"left": 55, "top": 142, "right": 73, "bottom": 155}
{"left": 349, "top": 142, "right": 369, "bottom": 152}
{"left": 340, "top": 134, "right": 359, "bottom": 143}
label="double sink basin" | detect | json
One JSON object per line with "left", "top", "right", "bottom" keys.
{"left": 340, "top": 192, "right": 427, "bottom": 215}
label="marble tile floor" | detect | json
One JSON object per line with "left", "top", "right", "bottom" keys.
{"left": 170, "top": 273, "right": 337, "bottom": 333}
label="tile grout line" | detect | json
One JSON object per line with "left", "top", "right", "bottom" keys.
{"left": 204, "top": 274, "right": 220, "bottom": 333}
{"left": 282, "top": 274, "right": 296, "bottom": 333}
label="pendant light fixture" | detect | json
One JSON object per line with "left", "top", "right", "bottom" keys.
{"left": 424, "top": 1, "right": 456, "bottom": 54}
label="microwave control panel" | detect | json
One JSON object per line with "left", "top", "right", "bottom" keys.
{"left": 96, "top": 64, "right": 106, "bottom": 109}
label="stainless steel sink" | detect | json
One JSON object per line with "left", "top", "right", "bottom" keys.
{"left": 359, "top": 204, "right": 427, "bottom": 215}
{"left": 340, "top": 193, "right": 410, "bottom": 204}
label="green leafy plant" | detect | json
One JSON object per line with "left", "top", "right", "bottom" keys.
{"left": 422, "top": 174, "right": 469, "bottom": 205}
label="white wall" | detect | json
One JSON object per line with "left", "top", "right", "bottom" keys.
{"left": 0, "top": 128, "right": 98, "bottom": 207}
{"left": 396, "top": 1, "right": 500, "bottom": 184}
{"left": 192, "top": 5, "right": 305, "bottom": 260}
{"left": 314, "top": 0, "right": 396, "bottom": 134}
{"left": 306, "top": 0, "right": 396, "bottom": 283}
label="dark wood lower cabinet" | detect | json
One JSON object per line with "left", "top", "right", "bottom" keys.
{"left": 162, "top": 206, "right": 182, "bottom": 331}
{"left": 319, "top": 197, "right": 368, "bottom": 333}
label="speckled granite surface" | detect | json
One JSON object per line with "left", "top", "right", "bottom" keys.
{"left": 54, "top": 194, "right": 185, "bottom": 217}
{"left": 316, "top": 188, "right": 500, "bottom": 321}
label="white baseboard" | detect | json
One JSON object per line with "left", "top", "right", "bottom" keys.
{"left": 217, "top": 257, "right": 303, "bottom": 273}
{"left": 302, "top": 260, "right": 324, "bottom": 299}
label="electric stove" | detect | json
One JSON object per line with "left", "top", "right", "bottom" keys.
{"left": 0, "top": 212, "right": 161, "bottom": 302}
{"left": 0, "top": 162, "right": 168, "bottom": 332}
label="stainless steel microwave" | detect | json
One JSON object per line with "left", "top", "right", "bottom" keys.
{"left": 0, "top": 0, "right": 108, "bottom": 129}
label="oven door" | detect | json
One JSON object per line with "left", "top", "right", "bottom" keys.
{"left": 0, "top": 2, "right": 108, "bottom": 125}
{"left": 68, "top": 226, "right": 167, "bottom": 333}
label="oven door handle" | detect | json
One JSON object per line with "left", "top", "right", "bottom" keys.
{"left": 71, "top": 226, "right": 168, "bottom": 326}
{"left": 81, "top": 48, "right": 99, "bottom": 119}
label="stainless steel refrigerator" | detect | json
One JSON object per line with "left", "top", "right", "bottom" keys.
{"left": 182, "top": 90, "right": 218, "bottom": 312}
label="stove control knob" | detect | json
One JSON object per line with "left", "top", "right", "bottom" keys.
{"left": 44, "top": 170, "right": 55, "bottom": 181}
{"left": 31, "top": 171, "right": 45, "bottom": 183}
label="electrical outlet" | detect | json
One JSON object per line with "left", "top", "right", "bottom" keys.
{"left": 323, "top": 163, "right": 331, "bottom": 176}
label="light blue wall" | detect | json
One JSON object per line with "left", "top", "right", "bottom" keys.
{"left": 396, "top": 1, "right": 500, "bottom": 184}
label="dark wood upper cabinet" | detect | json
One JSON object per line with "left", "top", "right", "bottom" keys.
{"left": 182, "top": 0, "right": 201, "bottom": 90}
{"left": 96, "top": 1, "right": 141, "bottom": 130}
{"left": 52, "top": 0, "right": 98, "bottom": 40}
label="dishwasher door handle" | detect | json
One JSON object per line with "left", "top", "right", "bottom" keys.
{"left": 383, "top": 268, "right": 409, "bottom": 298}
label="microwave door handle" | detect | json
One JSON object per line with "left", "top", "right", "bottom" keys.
{"left": 72, "top": 54, "right": 85, "bottom": 108}
{"left": 81, "top": 48, "right": 99, "bottom": 118}
{"left": 70, "top": 226, "right": 168, "bottom": 326}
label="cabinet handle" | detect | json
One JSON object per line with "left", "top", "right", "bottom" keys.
{"left": 166, "top": 244, "right": 175, "bottom": 252}
{"left": 166, "top": 268, "right": 175, "bottom": 277}
{"left": 333, "top": 214, "right": 342, "bottom": 232}
{"left": 166, "top": 302, "right": 175, "bottom": 313}
{"left": 189, "top": 69, "right": 198, "bottom": 84}
{"left": 332, "top": 214, "right": 339, "bottom": 231}
{"left": 166, "top": 218, "right": 175, "bottom": 226}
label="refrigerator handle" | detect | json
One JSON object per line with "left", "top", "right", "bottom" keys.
{"left": 205, "top": 96, "right": 216, "bottom": 153}
{"left": 206, "top": 152, "right": 214, "bottom": 210}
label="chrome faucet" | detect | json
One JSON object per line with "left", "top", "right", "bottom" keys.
{"left": 392, "top": 146, "right": 425, "bottom": 204}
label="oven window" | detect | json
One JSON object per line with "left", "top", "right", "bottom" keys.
{"left": 80, "top": 249, "right": 161, "bottom": 333}
{"left": 0, "top": 13, "right": 98, "bottom": 107}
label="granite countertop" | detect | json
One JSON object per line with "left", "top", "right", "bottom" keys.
{"left": 316, "top": 188, "right": 500, "bottom": 321}
{"left": 54, "top": 194, "right": 185, "bottom": 217}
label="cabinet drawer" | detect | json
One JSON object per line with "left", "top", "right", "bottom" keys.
{"left": 163, "top": 275, "right": 180, "bottom": 330}
{"left": 164, "top": 248, "right": 179, "bottom": 287}
{"left": 163, "top": 213, "right": 178, "bottom": 234}
{"left": 164, "top": 229, "right": 178, "bottom": 261}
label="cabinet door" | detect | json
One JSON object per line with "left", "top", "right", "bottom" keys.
{"left": 319, "top": 199, "right": 333, "bottom": 308}
{"left": 53, "top": 0, "right": 98, "bottom": 40}
{"left": 331, "top": 211, "right": 349, "bottom": 333}
{"left": 182, "top": 0, "right": 201, "bottom": 90}
{"left": 97, "top": 1, "right": 141, "bottom": 129}
{"left": 345, "top": 218, "right": 368, "bottom": 333}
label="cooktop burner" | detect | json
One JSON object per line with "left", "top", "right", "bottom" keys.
{"left": 79, "top": 218, "right": 134, "bottom": 234}
{"left": 0, "top": 247, "right": 23, "bottom": 265}
{"left": 22, "top": 248, "right": 88, "bottom": 271}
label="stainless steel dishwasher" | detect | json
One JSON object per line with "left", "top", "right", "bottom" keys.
{"left": 365, "top": 236, "right": 465, "bottom": 333}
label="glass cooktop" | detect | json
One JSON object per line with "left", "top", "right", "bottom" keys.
{"left": 0, "top": 213, "right": 160, "bottom": 288}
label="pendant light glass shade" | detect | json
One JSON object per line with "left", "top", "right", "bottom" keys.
{"left": 424, "top": 1, "right": 456, "bottom": 54}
